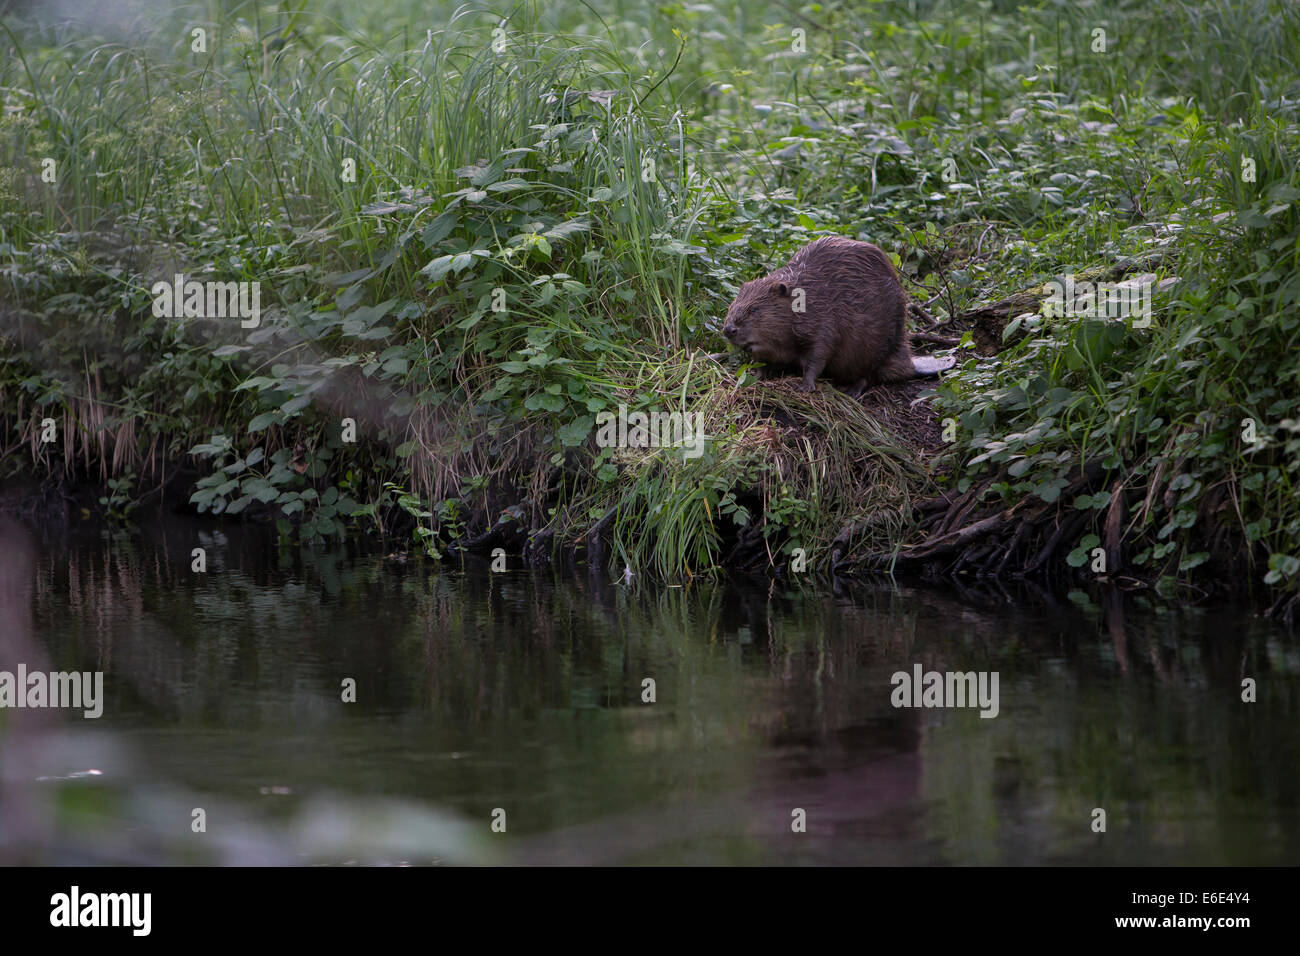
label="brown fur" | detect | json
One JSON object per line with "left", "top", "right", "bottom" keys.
{"left": 722, "top": 236, "right": 916, "bottom": 394}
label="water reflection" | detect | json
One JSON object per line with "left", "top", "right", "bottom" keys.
{"left": 1, "top": 506, "right": 1297, "bottom": 865}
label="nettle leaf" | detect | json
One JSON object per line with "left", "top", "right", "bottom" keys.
{"left": 252, "top": 482, "right": 281, "bottom": 504}
{"left": 190, "top": 487, "right": 217, "bottom": 505}
{"left": 235, "top": 376, "right": 279, "bottom": 392}
{"left": 421, "top": 210, "right": 459, "bottom": 249}
{"left": 544, "top": 219, "right": 591, "bottom": 241}
{"left": 325, "top": 269, "right": 375, "bottom": 289}
{"left": 189, "top": 440, "right": 228, "bottom": 457}
{"left": 282, "top": 394, "right": 312, "bottom": 415}
{"left": 450, "top": 251, "right": 483, "bottom": 274}
{"left": 457, "top": 308, "right": 487, "bottom": 330}
{"left": 422, "top": 255, "right": 456, "bottom": 282}
{"left": 337, "top": 284, "right": 366, "bottom": 313}
{"left": 249, "top": 411, "right": 282, "bottom": 433}
{"left": 347, "top": 300, "right": 396, "bottom": 328}
{"left": 487, "top": 178, "right": 531, "bottom": 193}
{"left": 467, "top": 159, "right": 505, "bottom": 187}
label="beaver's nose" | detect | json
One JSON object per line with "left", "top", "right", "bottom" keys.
{"left": 722, "top": 321, "right": 736, "bottom": 337}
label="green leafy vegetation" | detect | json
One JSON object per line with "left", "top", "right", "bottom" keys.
{"left": 1, "top": 0, "right": 1296, "bottom": 613}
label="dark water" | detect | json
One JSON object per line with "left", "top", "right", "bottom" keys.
{"left": 1, "top": 508, "right": 1297, "bottom": 865}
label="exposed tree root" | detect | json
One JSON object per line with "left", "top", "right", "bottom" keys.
{"left": 846, "top": 459, "right": 1110, "bottom": 581}
{"left": 909, "top": 331, "right": 962, "bottom": 347}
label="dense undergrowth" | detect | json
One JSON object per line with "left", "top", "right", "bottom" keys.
{"left": 1, "top": 0, "right": 1297, "bottom": 613}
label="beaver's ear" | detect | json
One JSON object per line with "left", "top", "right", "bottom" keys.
{"left": 776, "top": 282, "right": 789, "bottom": 297}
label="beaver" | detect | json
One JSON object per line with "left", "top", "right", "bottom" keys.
{"left": 722, "top": 236, "right": 953, "bottom": 395}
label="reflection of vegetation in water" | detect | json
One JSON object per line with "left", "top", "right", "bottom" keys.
{"left": 6, "top": 516, "right": 1300, "bottom": 863}
{"left": 921, "top": 600, "right": 1300, "bottom": 865}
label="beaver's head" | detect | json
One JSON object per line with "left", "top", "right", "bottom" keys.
{"left": 722, "top": 276, "right": 798, "bottom": 359}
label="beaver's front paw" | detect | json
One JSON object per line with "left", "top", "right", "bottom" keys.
{"left": 794, "top": 378, "right": 817, "bottom": 393}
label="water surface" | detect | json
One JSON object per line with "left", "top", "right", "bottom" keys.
{"left": 1, "top": 509, "right": 1297, "bottom": 865}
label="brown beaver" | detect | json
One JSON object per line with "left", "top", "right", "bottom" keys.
{"left": 722, "top": 236, "right": 952, "bottom": 395}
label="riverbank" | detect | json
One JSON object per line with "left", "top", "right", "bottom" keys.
{"left": 2, "top": 1, "right": 1297, "bottom": 619}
